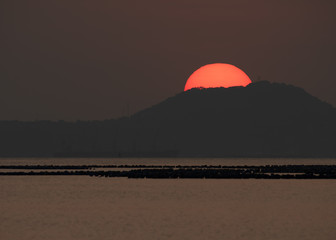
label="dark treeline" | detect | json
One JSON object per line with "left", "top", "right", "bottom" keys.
{"left": 1, "top": 165, "right": 336, "bottom": 179}
{"left": 1, "top": 164, "right": 335, "bottom": 173}
{"left": 1, "top": 81, "right": 335, "bottom": 158}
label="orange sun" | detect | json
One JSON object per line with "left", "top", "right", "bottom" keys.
{"left": 184, "top": 63, "right": 252, "bottom": 91}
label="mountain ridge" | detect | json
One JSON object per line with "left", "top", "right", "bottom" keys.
{"left": 0, "top": 81, "right": 335, "bottom": 157}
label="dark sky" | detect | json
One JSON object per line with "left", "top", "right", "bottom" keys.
{"left": 1, "top": 0, "right": 335, "bottom": 121}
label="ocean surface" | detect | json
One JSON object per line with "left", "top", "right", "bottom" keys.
{"left": 1, "top": 158, "right": 336, "bottom": 240}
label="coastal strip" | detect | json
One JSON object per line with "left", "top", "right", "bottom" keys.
{"left": 0, "top": 165, "right": 336, "bottom": 179}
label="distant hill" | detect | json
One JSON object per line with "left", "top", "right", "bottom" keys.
{"left": 1, "top": 81, "right": 335, "bottom": 157}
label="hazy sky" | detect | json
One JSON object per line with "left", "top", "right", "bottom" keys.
{"left": 1, "top": 0, "right": 335, "bottom": 120}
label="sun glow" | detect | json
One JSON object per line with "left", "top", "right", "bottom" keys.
{"left": 184, "top": 63, "right": 251, "bottom": 91}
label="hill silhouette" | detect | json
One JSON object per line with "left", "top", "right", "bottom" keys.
{"left": 0, "top": 81, "right": 335, "bottom": 157}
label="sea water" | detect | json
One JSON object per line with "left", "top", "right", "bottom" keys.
{"left": 1, "top": 158, "right": 336, "bottom": 240}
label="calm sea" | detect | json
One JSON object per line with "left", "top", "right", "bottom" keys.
{"left": 1, "top": 158, "right": 336, "bottom": 240}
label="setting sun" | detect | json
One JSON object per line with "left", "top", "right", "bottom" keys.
{"left": 184, "top": 63, "right": 252, "bottom": 91}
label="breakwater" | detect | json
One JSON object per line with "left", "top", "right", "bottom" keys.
{"left": 1, "top": 165, "right": 336, "bottom": 179}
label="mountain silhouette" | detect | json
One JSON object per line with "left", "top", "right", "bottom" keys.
{"left": 0, "top": 81, "right": 335, "bottom": 157}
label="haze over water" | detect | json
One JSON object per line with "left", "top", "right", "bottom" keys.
{"left": 1, "top": 158, "right": 336, "bottom": 240}
{"left": 1, "top": 157, "right": 336, "bottom": 166}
